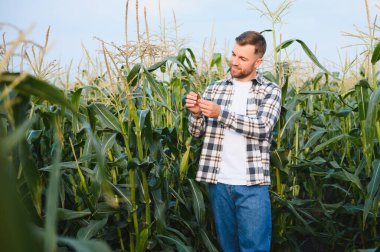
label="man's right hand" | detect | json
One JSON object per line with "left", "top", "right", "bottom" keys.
{"left": 185, "top": 91, "right": 202, "bottom": 118}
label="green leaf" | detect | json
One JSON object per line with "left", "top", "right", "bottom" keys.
{"left": 83, "top": 124, "right": 114, "bottom": 206}
{"left": 363, "top": 159, "right": 380, "bottom": 227}
{"left": 164, "top": 56, "right": 188, "bottom": 71}
{"left": 299, "top": 90, "right": 337, "bottom": 95}
{"left": 57, "top": 208, "right": 92, "bottom": 221}
{"left": 142, "top": 66, "right": 170, "bottom": 109}
{"left": 0, "top": 147, "right": 42, "bottom": 252}
{"left": 156, "top": 235, "right": 194, "bottom": 252}
{"left": 72, "top": 88, "right": 84, "bottom": 111}
{"left": 27, "top": 130, "right": 42, "bottom": 144}
{"left": 199, "top": 228, "right": 218, "bottom": 252}
{"left": 302, "top": 128, "right": 327, "bottom": 150}
{"left": 107, "top": 181, "right": 133, "bottom": 212}
{"left": 323, "top": 184, "right": 351, "bottom": 196}
{"left": 136, "top": 228, "right": 149, "bottom": 252}
{"left": 58, "top": 237, "right": 112, "bottom": 252}
{"left": 279, "top": 110, "right": 302, "bottom": 139}
{"left": 312, "top": 134, "right": 347, "bottom": 153}
{"left": 165, "top": 227, "right": 189, "bottom": 245}
{"left": 276, "top": 39, "right": 336, "bottom": 78}
{"left": 1, "top": 92, "right": 43, "bottom": 216}
{"left": 188, "top": 179, "right": 205, "bottom": 225}
{"left": 0, "top": 118, "right": 35, "bottom": 156}
{"left": 138, "top": 109, "right": 153, "bottom": 145}
{"left": 151, "top": 189, "right": 167, "bottom": 234}
{"left": 77, "top": 217, "right": 108, "bottom": 240}
{"left": 210, "top": 53, "right": 221, "bottom": 67}
{"left": 371, "top": 42, "right": 380, "bottom": 64}
{"left": 180, "top": 137, "right": 192, "bottom": 182}
{"left": 355, "top": 249, "right": 379, "bottom": 252}
{"left": 71, "top": 87, "right": 98, "bottom": 133}
{"left": 169, "top": 186, "right": 187, "bottom": 207}
{"left": 0, "top": 117, "right": 7, "bottom": 138}
{"left": 210, "top": 53, "right": 223, "bottom": 74}
{"left": 101, "top": 133, "right": 117, "bottom": 156}
{"left": 40, "top": 162, "right": 94, "bottom": 176}
{"left": 364, "top": 86, "right": 380, "bottom": 166}
{"left": 147, "top": 60, "right": 166, "bottom": 72}
{"left": 342, "top": 169, "right": 364, "bottom": 191}
{"left": 0, "top": 72, "right": 76, "bottom": 112}
{"left": 177, "top": 48, "right": 197, "bottom": 71}
{"left": 127, "top": 63, "right": 141, "bottom": 87}
{"left": 272, "top": 192, "right": 315, "bottom": 235}
{"left": 355, "top": 79, "right": 371, "bottom": 121}
{"left": 262, "top": 71, "right": 278, "bottom": 83}
{"left": 44, "top": 133, "right": 62, "bottom": 252}
{"left": 19, "top": 138, "right": 43, "bottom": 216}
{"left": 90, "top": 103, "right": 122, "bottom": 132}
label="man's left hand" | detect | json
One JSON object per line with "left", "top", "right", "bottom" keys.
{"left": 198, "top": 99, "right": 221, "bottom": 118}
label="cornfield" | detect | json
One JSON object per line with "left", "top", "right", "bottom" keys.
{"left": 1, "top": 1, "right": 380, "bottom": 251}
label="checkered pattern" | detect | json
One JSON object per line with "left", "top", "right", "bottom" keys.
{"left": 188, "top": 75, "right": 282, "bottom": 185}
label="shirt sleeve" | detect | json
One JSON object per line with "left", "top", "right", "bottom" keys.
{"left": 187, "top": 83, "right": 217, "bottom": 138}
{"left": 188, "top": 113, "right": 206, "bottom": 138}
{"left": 217, "top": 85, "right": 281, "bottom": 140}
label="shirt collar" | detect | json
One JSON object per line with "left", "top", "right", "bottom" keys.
{"left": 226, "top": 72, "right": 263, "bottom": 86}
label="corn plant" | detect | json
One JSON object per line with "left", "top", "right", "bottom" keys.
{"left": 1, "top": 4, "right": 380, "bottom": 250}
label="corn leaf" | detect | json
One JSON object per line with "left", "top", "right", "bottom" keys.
{"left": 188, "top": 179, "right": 205, "bottom": 225}
{"left": 44, "top": 133, "right": 62, "bottom": 252}
{"left": 142, "top": 66, "right": 170, "bottom": 109}
{"left": 107, "top": 181, "right": 133, "bottom": 212}
{"left": 312, "top": 134, "right": 347, "bottom": 153}
{"left": 138, "top": 109, "right": 153, "bottom": 145}
{"left": 57, "top": 208, "right": 92, "bottom": 221}
{"left": 0, "top": 118, "right": 35, "bottom": 156}
{"left": 0, "top": 72, "right": 76, "bottom": 112}
{"left": 101, "top": 133, "right": 117, "bottom": 157}
{"left": 179, "top": 136, "right": 192, "bottom": 182}
{"left": 276, "top": 39, "right": 335, "bottom": 78}
{"left": 58, "top": 237, "right": 112, "bottom": 252}
{"left": 0, "top": 142, "right": 41, "bottom": 252}
{"left": 342, "top": 169, "right": 364, "bottom": 192}
{"left": 355, "top": 79, "right": 371, "bottom": 121}
{"left": 199, "top": 228, "right": 218, "bottom": 252}
{"left": 136, "top": 228, "right": 149, "bottom": 252}
{"left": 371, "top": 42, "right": 380, "bottom": 64}
{"left": 279, "top": 110, "right": 302, "bottom": 139}
{"left": 90, "top": 103, "right": 122, "bottom": 133}
{"left": 302, "top": 128, "right": 327, "bottom": 150}
{"left": 156, "top": 235, "right": 194, "bottom": 252}
{"left": 272, "top": 192, "right": 315, "bottom": 235}
{"left": 363, "top": 159, "right": 380, "bottom": 228}
{"left": 77, "top": 217, "right": 108, "bottom": 240}
{"left": 364, "top": 87, "right": 380, "bottom": 166}
{"left": 126, "top": 63, "right": 141, "bottom": 87}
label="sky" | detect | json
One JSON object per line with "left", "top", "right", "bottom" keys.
{"left": 1, "top": 0, "right": 379, "bottom": 73}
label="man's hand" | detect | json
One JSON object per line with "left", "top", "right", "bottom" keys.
{"left": 199, "top": 99, "right": 221, "bottom": 118}
{"left": 185, "top": 91, "right": 202, "bottom": 117}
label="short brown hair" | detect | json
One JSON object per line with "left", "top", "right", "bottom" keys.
{"left": 235, "top": 31, "right": 267, "bottom": 57}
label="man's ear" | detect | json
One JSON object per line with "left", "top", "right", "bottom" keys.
{"left": 255, "top": 58, "right": 263, "bottom": 68}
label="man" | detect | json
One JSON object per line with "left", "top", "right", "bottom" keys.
{"left": 185, "top": 31, "right": 281, "bottom": 252}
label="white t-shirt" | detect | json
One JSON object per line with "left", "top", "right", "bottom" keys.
{"left": 217, "top": 79, "right": 251, "bottom": 185}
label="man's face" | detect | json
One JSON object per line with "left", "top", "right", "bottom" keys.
{"left": 230, "top": 43, "right": 263, "bottom": 81}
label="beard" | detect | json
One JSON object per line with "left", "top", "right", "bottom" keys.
{"left": 230, "top": 66, "right": 253, "bottom": 79}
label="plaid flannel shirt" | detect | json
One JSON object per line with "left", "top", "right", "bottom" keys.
{"left": 188, "top": 75, "right": 281, "bottom": 185}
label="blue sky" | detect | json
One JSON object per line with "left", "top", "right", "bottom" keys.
{"left": 1, "top": 0, "right": 379, "bottom": 72}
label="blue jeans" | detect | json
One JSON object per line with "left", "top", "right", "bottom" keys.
{"left": 208, "top": 183, "right": 272, "bottom": 252}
